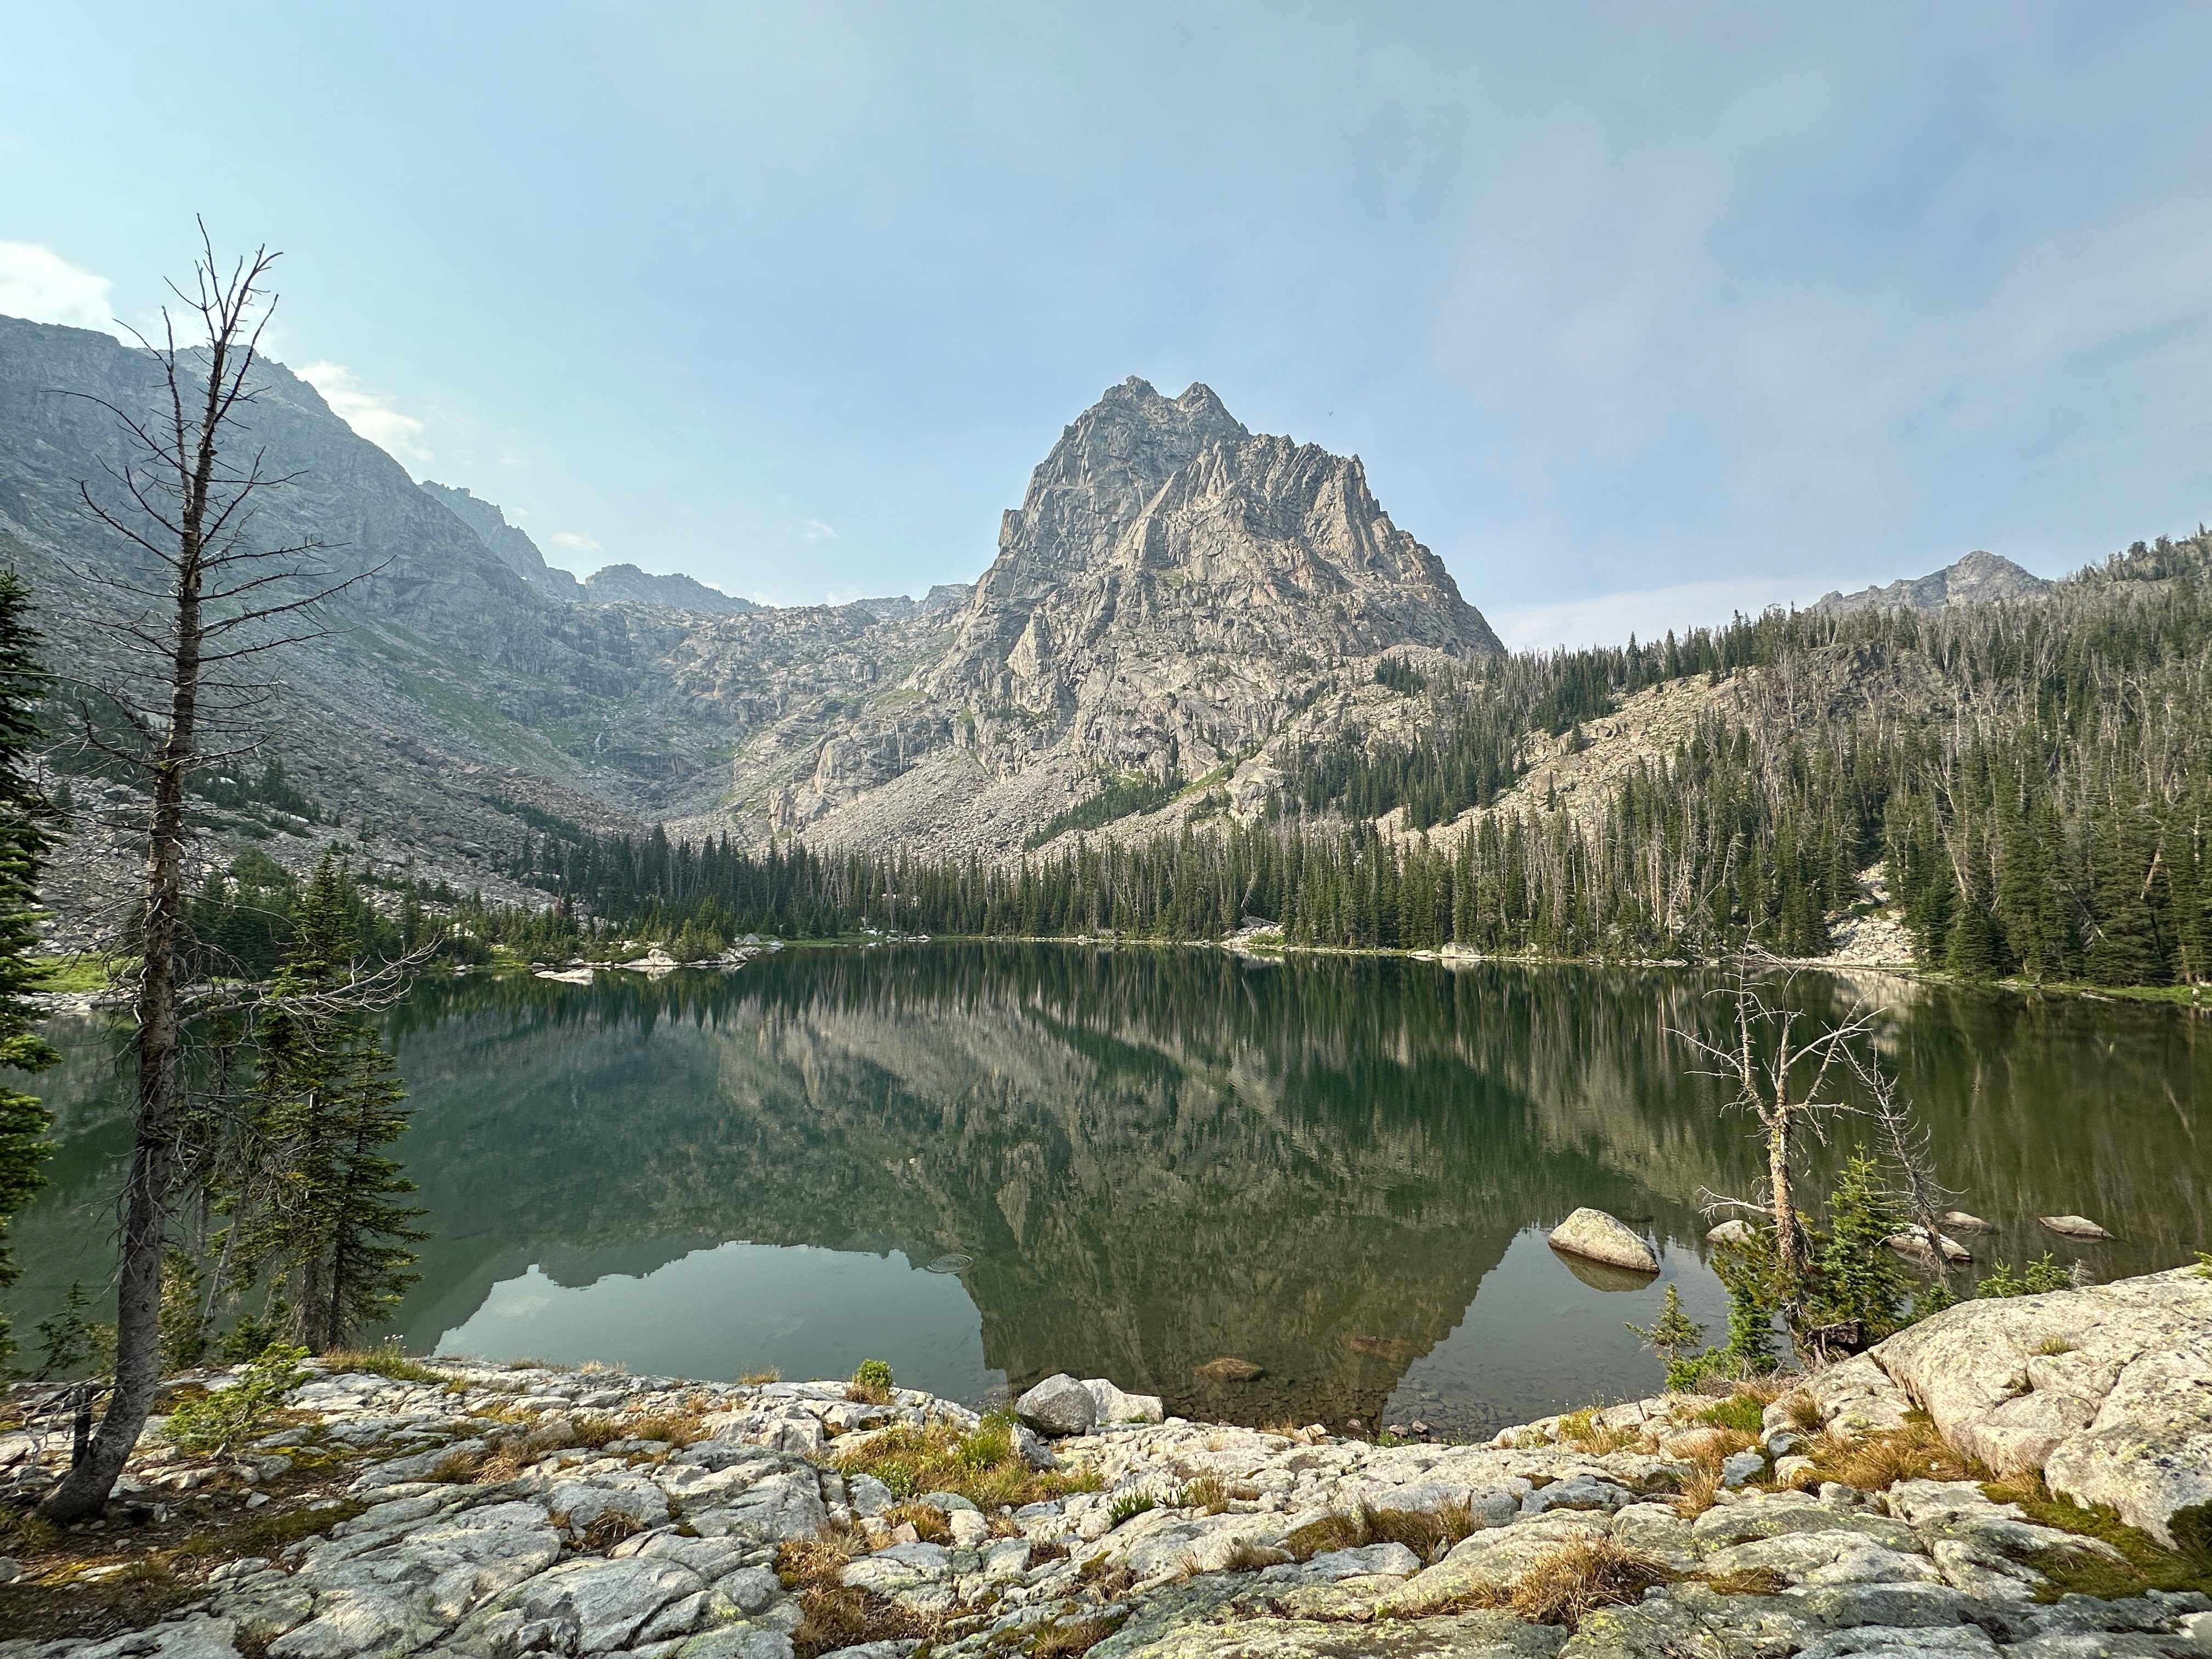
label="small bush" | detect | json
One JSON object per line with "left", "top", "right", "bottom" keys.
{"left": 162, "top": 1344, "right": 309, "bottom": 1455}
{"left": 1627, "top": 1285, "right": 1710, "bottom": 1391}
{"left": 737, "top": 1368, "right": 781, "bottom": 1386}
{"left": 848, "top": 1359, "right": 895, "bottom": 1406}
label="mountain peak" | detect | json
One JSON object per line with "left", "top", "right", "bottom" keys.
{"left": 1810, "top": 550, "right": 2051, "bottom": 617}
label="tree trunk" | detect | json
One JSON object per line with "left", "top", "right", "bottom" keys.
{"left": 1768, "top": 1106, "right": 1800, "bottom": 1289}
{"left": 38, "top": 492, "right": 204, "bottom": 1522}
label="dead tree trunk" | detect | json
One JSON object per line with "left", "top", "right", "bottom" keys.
{"left": 39, "top": 227, "right": 363, "bottom": 1521}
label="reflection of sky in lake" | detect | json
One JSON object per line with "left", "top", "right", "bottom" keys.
{"left": 1386, "top": 1231, "right": 1733, "bottom": 1429}
{"left": 433, "top": 1243, "right": 1005, "bottom": 1404}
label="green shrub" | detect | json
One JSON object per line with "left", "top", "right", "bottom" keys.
{"left": 163, "top": 1344, "right": 310, "bottom": 1455}
{"left": 1978, "top": 1254, "right": 2070, "bottom": 1299}
{"left": 1107, "top": 1489, "right": 1157, "bottom": 1526}
{"left": 848, "top": 1358, "right": 894, "bottom": 1405}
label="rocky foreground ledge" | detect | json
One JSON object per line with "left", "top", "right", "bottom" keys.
{"left": 2, "top": 1268, "right": 2209, "bottom": 1659}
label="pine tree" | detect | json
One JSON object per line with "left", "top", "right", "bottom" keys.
{"left": 319, "top": 1034, "right": 425, "bottom": 1348}
{"left": 234, "top": 855, "right": 423, "bottom": 1351}
{"left": 1805, "top": 1153, "right": 1912, "bottom": 1340}
{"left": 0, "top": 569, "right": 54, "bottom": 1369}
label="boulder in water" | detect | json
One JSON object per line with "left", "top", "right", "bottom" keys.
{"left": 1706, "top": 1220, "right": 1754, "bottom": 1246}
{"left": 1548, "top": 1207, "right": 1660, "bottom": 1274}
{"left": 2040, "top": 1215, "right": 2114, "bottom": 1240}
{"left": 1942, "top": 1210, "right": 1998, "bottom": 1233}
{"left": 1884, "top": 1229, "right": 1973, "bottom": 1263}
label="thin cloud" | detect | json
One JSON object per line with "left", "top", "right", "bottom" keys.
{"left": 801, "top": 519, "right": 837, "bottom": 541}
{"left": 548, "top": 531, "right": 602, "bottom": 555}
{"left": 0, "top": 241, "right": 120, "bottom": 337}
{"left": 296, "top": 361, "right": 433, "bottom": 467}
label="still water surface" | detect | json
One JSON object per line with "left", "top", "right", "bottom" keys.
{"left": 15, "top": 947, "right": 2210, "bottom": 1438}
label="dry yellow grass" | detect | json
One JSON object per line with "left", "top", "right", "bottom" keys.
{"left": 1510, "top": 1537, "right": 1675, "bottom": 1630}
{"left": 1808, "top": 1415, "right": 1983, "bottom": 1492}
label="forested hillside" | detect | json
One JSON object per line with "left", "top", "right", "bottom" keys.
{"left": 403, "top": 532, "right": 2211, "bottom": 988}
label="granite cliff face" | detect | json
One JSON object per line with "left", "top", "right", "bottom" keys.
{"left": 735, "top": 378, "right": 1501, "bottom": 854}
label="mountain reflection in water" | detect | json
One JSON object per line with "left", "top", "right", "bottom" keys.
{"left": 14, "top": 948, "right": 2211, "bottom": 1439}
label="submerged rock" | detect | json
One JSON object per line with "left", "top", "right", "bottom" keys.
{"left": 1547, "top": 1207, "right": 1661, "bottom": 1274}
{"left": 1193, "top": 1356, "right": 1265, "bottom": 1382}
{"left": 2039, "top": 1214, "right": 2115, "bottom": 1240}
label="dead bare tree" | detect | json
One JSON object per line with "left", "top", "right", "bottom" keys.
{"left": 37, "top": 227, "right": 374, "bottom": 1522}
{"left": 1673, "top": 952, "right": 1882, "bottom": 1299}
{"left": 1856, "top": 1048, "right": 1960, "bottom": 1275}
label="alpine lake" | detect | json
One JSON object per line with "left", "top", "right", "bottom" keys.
{"left": 13, "top": 946, "right": 2211, "bottom": 1440}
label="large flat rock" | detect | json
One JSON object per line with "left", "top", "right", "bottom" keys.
{"left": 1869, "top": 1265, "right": 2212, "bottom": 1547}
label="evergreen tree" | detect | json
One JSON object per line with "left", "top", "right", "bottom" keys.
{"left": 0, "top": 570, "right": 54, "bottom": 1369}
{"left": 1804, "top": 1153, "right": 1912, "bottom": 1340}
{"left": 234, "top": 855, "right": 423, "bottom": 1351}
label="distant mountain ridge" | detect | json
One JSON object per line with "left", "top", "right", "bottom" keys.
{"left": 1810, "top": 549, "right": 2052, "bottom": 617}
{"left": 419, "top": 479, "right": 760, "bottom": 614}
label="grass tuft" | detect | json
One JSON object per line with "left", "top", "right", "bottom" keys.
{"left": 321, "top": 1340, "right": 449, "bottom": 1384}
{"left": 1028, "top": 1611, "right": 1131, "bottom": 1657}
{"left": 1107, "top": 1491, "right": 1156, "bottom": 1527}
{"left": 833, "top": 1415, "right": 1099, "bottom": 1511}
{"left": 1285, "top": 1502, "right": 1480, "bottom": 1565}
{"left": 1805, "top": 1413, "right": 1984, "bottom": 1493}
{"left": 1511, "top": 1537, "right": 1675, "bottom": 1630}
{"left": 1694, "top": 1393, "right": 1768, "bottom": 1436}
{"left": 1702, "top": 1566, "right": 1788, "bottom": 1596}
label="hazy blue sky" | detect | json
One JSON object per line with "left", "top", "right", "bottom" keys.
{"left": 5, "top": 4, "right": 2210, "bottom": 646}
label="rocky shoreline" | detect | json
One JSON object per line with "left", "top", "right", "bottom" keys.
{"left": 2, "top": 1267, "right": 2209, "bottom": 1659}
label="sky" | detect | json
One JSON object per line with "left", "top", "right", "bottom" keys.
{"left": 5, "top": 3, "right": 2211, "bottom": 648}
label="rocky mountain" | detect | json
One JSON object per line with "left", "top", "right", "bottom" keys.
{"left": 578, "top": 563, "right": 759, "bottom": 614}
{"left": 855, "top": 583, "right": 972, "bottom": 622}
{"left": 1809, "top": 548, "right": 2051, "bottom": 616}
{"left": 722, "top": 377, "right": 1502, "bottom": 856}
{"left": 0, "top": 317, "right": 1506, "bottom": 940}
{"left": 416, "top": 479, "right": 582, "bottom": 596}
{"left": 422, "top": 479, "right": 760, "bottom": 614}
